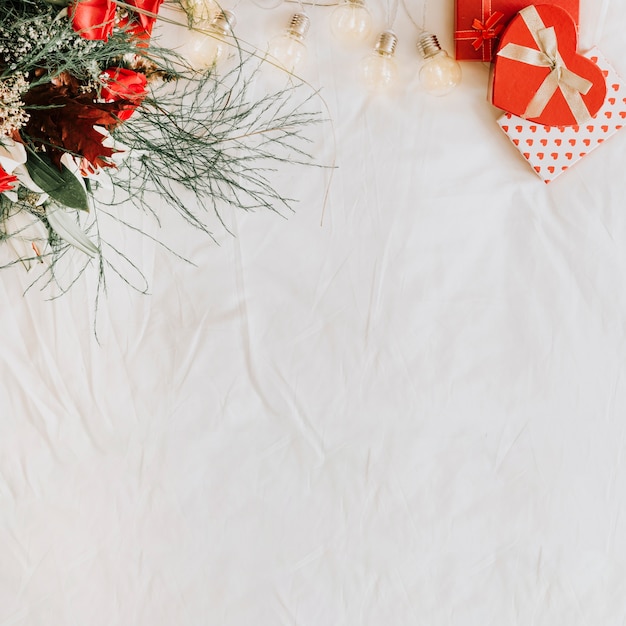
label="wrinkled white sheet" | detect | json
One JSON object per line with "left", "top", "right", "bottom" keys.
{"left": 2, "top": 1, "right": 626, "bottom": 624}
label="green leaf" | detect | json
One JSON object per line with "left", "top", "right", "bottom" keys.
{"left": 26, "top": 153, "right": 90, "bottom": 212}
{"left": 46, "top": 207, "right": 99, "bottom": 258}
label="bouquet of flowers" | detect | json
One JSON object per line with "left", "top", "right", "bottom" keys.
{"left": 0, "top": 0, "right": 317, "bottom": 292}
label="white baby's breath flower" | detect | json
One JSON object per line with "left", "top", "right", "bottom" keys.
{"left": 0, "top": 74, "right": 29, "bottom": 136}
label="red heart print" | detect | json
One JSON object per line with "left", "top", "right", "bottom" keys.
{"left": 587, "top": 125, "right": 595, "bottom": 132}
{"left": 565, "top": 153, "right": 573, "bottom": 159}
{"left": 537, "top": 153, "right": 545, "bottom": 160}
{"left": 579, "top": 152, "right": 586, "bottom": 157}
{"left": 534, "top": 166, "right": 542, "bottom": 173}
{"left": 523, "top": 152, "right": 531, "bottom": 159}
{"left": 583, "top": 139, "right": 591, "bottom": 146}
{"left": 516, "top": 125, "right": 523, "bottom": 132}
{"left": 540, "top": 139, "right": 548, "bottom": 146}
{"left": 609, "top": 98, "right": 616, "bottom": 105}
{"left": 555, "top": 139, "right": 562, "bottom": 146}
{"left": 530, "top": 125, "right": 537, "bottom": 132}
{"left": 513, "top": 139, "right": 520, "bottom": 145}
{"left": 569, "top": 139, "right": 576, "bottom": 146}
{"left": 548, "top": 166, "right": 555, "bottom": 173}
{"left": 613, "top": 84, "right": 620, "bottom": 91}
{"left": 551, "top": 153, "right": 559, "bottom": 160}
{"left": 620, "top": 112, "right": 626, "bottom": 118}
{"left": 605, "top": 111, "right": 613, "bottom": 119}
{"left": 491, "top": 5, "right": 607, "bottom": 126}
{"left": 527, "top": 139, "right": 534, "bottom": 145}
{"left": 502, "top": 126, "right": 509, "bottom": 132}
{"left": 543, "top": 125, "right": 552, "bottom": 133}
{"left": 601, "top": 125, "right": 609, "bottom": 132}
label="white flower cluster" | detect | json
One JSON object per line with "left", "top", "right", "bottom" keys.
{"left": 0, "top": 17, "right": 54, "bottom": 70}
{"left": 0, "top": 11, "right": 104, "bottom": 72}
{"left": 0, "top": 75, "right": 29, "bottom": 137}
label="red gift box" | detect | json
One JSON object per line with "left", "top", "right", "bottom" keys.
{"left": 491, "top": 4, "right": 606, "bottom": 126}
{"left": 497, "top": 48, "right": 626, "bottom": 183}
{"left": 454, "top": 0, "right": 579, "bottom": 61}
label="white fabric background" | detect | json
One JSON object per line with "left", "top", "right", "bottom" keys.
{"left": 2, "top": 1, "right": 626, "bottom": 624}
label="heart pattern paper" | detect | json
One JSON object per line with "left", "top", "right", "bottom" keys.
{"left": 492, "top": 4, "right": 606, "bottom": 127}
{"left": 497, "top": 48, "right": 625, "bottom": 183}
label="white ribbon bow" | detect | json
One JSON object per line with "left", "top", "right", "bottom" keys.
{"left": 497, "top": 5, "right": 593, "bottom": 124}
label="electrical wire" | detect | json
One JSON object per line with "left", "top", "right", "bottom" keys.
{"left": 385, "top": 0, "right": 400, "bottom": 29}
{"left": 400, "top": 0, "right": 427, "bottom": 34}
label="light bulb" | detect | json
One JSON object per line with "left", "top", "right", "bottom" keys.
{"left": 359, "top": 31, "right": 398, "bottom": 92}
{"left": 267, "top": 13, "right": 310, "bottom": 73}
{"left": 330, "top": 0, "right": 372, "bottom": 45}
{"left": 184, "top": 10, "right": 236, "bottom": 71}
{"left": 417, "top": 33, "right": 462, "bottom": 96}
{"left": 182, "top": 0, "right": 218, "bottom": 24}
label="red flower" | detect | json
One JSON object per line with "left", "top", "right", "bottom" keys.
{"left": 23, "top": 81, "right": 126, "bottom": 169}
{"left": 0, "top": 166, "right": 18, "bottom": 193}
{"left": 101, "top": 68, "right": 148, "bottom": 121}
{"left": 70, "top": 0, "right": 164, "bottom": 42}
{"left": 123, "top": 0, "right": 165, "bottom": 40}
{"left": 70, "top": 0, "right": 116, "bottom": 41}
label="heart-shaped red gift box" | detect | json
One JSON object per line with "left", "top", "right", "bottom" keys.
{"left": 491, "top": 4, "right": 606, "bottom": 127}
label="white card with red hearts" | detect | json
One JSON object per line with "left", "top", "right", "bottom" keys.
{"left": 497, "top": 47, "right": 625, "bottom": 183}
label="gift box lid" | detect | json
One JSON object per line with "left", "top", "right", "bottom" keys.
{"left": 491, "top": 4, "right": 606, "bottom": 127}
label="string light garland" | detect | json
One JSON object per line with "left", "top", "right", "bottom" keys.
{"left": 176, "top": 0, "right": 461, "bottom": 95}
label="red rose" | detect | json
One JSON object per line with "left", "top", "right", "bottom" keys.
{"left": 127, "top": 0, "right": 165, "bottom": 39}
{"left": 116, "top": 0, "right": 164, "bottom": 42}
{"left": 0, "top": 166, "right": 18, "bottom": 193}
{"left": 70, "top": 0, "right": 116, "bottom": 41}
{"left": 101, "top": 68, "right": 148, "bottom": 121}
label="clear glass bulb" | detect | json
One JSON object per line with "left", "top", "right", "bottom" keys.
{"left": 419, "top": 50, "right": 462, "bottom": 96}
{"left": 330, "top": 0, "right": 372, "bottom": 44}
{"left": 183, "top": 10, "right": 235, "bottom": 72}
{"left": 185, "top": 30, "right": 228, "bottom": 70}
{"left": 182, "top": 0, "right": 217, "bottom": 23}
{"left": 267, "top": 33, "right": 307, "bottom": 72}
{"left": 359, "top": 31, "right": 398, "bottom": 92}
{"left": 360, "top": 53, "right": 397, "bottom": 91}
{"left": 267, "top": 14, "right": 310, "bottom": 74}
{"left": 417, "top": 34, "right": 462, "bottom": 96}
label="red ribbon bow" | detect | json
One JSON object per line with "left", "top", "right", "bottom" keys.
{"left": 470, "top": 12, "right": 505, "bottom": 50}
{"left": 454, "top": 9, "right": 505, "bottom": 61}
